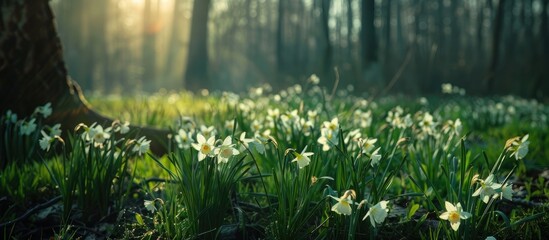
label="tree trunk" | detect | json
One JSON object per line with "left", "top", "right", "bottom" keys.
{"left": 532, "top": 0, "right": 549, "bottom": 99}
{"left": 184, "top": 0, "right": 211, "bottom": 91}
{"left": 0, "top": 0, "right": 168, "bottom": 156}
{"left": 164, "top": 0, "right": 185, "bottom": 87}
{"left": 541, "top": 0, "right": 549, "bottom": 58}
{"left": 320, "top": 0, "right": 332, "bottom": 81}
{"left": 276, "top": 0, "right": 285, "bottom": 74}
{"left": 346, "top": 0, "right": 354, "bottom": 56}
{"left": 485, "top": 0, "right": 505, "bottom": 94}
{"left": 142, "top": 0, "right": 157, "bottom": 90}
{"left": 361, "top": 0, "right": 377, "bottom": 67}
{"left": 383, "top": 0, "right": 392, "bottom": 58}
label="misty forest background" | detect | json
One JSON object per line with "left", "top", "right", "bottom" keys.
{"left": 50, "top": 0, "right": 549, "bottom": 99}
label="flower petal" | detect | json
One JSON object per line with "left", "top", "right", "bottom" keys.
{"left": 450, "top": 220, "right": 461, "bottom": 231}
{"left": 445, "top": 201, "right": 456, "bottom": 212}
{"left": 439, "top": 212, "right": 449, "bottom": 220}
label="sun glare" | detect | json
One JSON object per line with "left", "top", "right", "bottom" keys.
{"left": 129, "top": 0, "right": 173, "bottom": 10}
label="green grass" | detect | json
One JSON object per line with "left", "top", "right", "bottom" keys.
{"left": 1, "top": 83, "right": 548, "bottom": 239}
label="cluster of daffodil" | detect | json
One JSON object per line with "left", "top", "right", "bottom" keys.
{"left": 1, "top": 103, "right": 55, "bottom": 165}
{"left": 435, "top": 94, "right": 548, "bottom": 130}
{"left": 329, "top": 189, "right": 390, "bottom": 228}
{"left": 2, "top": 102, "right": 151, "bottom": 157}
{"left": 145, "top": 128, "right": 255, "bottom": 239}
{"left": 441, "top": 83, "right": 466, "bottom": 95}
{"left": 172, "top": 117, "right": 267, "bottom": 156}
{"left": 165, "top": 82, "right": 537, "bottom": 237}
{"left": 73, "top": 121, "right": 151, "bottom": 156}
{"left": 437, "top": 134, "right": 529, "bottom": 232}
{"left": 317, "top": 117, "right": 340, "bottom": 151}
{"left": 3, "top": 103, "right": 153, "bottom": 221}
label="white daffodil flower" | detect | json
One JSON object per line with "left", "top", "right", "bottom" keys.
{"left": 192, "top": 133, "right": 216, "bottom": 161}
{"left": 439, "top": 201, "right": 471, "bottom": 231}
{"left": 291, "top": 146, "right": 314, "bottom": 169}
{"left": 363, "top": 200, "right": 389, "bottom": 227}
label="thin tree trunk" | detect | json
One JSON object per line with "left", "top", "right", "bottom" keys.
{"left": 321, "top": 0, "right": 332, "bottom": 81}
{"left": 361, "top": 0, "right": 377, "bottom": 67}
{"left": 347, "top": 0, "right": 354, "bottom": 55}
{"left": 165, "top": 0, "right": 185, "bottom": 84}
{"left": 274, "top": 0, "right": 286, "bottom": 89}
{"left": 184, "top": 0, "right": 211, "bottom": 91}
{"left": 384, "top": 0, "right": 392, "bottom": 56}
{"left": 276, "top": 0, "right": 285, "bottom": 74}
{"left": 142, "top": 0, "right": 157, "bottom": 90}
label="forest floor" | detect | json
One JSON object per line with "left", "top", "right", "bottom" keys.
{"left": 1, "top": 84, "right": 548, "bottom": 239}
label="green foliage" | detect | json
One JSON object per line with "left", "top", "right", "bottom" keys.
{"left": 150, "top": 134, "right": 252, "bottom": 239}
{"left": 2, "top": 83, "right": 548, "bottom": 239}
{"left": 43, "top": 122, "right": 149, "bottom": 222}
{"left": 0, "top": 104, "right": 51, "bottom": 168}
{"left": 0, "top": 161, "right": 50, "bottom": 203}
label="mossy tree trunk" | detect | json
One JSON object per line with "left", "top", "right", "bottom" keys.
{"left": 0, "top": 0, "right": 167, "bottom": 155}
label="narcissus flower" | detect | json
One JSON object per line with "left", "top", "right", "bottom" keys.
{"left": 144, "top": 200, "right": 157, "bottom": 213}
{"left": 370, "top": 147, "right": 382, "bottom": 166}
{"left": 323, "top": 117, "right": 339, "bottom": 132}
{"left": 442, "top": 83, "right": 454, "bottom": 94}
{"left": 308, "top": 74, "right": 320, "bottom": 85}
{"left": 363, "top": 200, "right": 389, "bottom": 227}
{"left": 35, "top": 102, "right": 52, "bottom": 118}
{"left": 112, "top": 121, "right": 130, "bottom": 134}
{"left": 192, "top": 133, "right": 216, "bottom": 161}
{"left": 50, "top": 124, "right": 62, "bottom": 136}
{"left": 508, "top": 134, "right": 529, "bottom": 160}
{"left": 20, "top": 118, "right": 37, "bottom": 136}
{"left": 330, "top": 190, "right": 356, "bottom": 215}
{"left": 472, "top": 174, "right": 502, "bottom": 203}
{"left": 439, "top": 201, "right": 471, "bottom": 231}
{"left": 200, "top": 125, "right": 217, "bottom": 140}
{"left": 88, "top": 124, "right": 111, "bottom": 147}
{"left": 175, "top": 129, "right": 194, "bottom": 149}
{"left": 497, "top": 183, "right": 513, "bottom": 201}
{"left": 359, "top": 137, "right": 377, "bottom": 154}
{"left": 318, "top": 128, "right": 338, "bottom": 151}
{"left": 39, "top": 130, "right": 53, "bottom": 151}
{"left": 5, "top": 110, "right": 17, "bottom": 123}
{"left": 291, "top": 146, "right": 314, "bottom": 169}
{"left": 215, "top": 136, "right": 239, "bottom": 163}
{"left": 133, "top": 136, "right": 151, "bottom": 156}
{"left": 443, "top": 119, "right": 462, "bottom": 136}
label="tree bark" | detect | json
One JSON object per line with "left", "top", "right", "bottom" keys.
{"left": 0, "top": 0, "right": 168, "bottom": 156}
{"left": 320, "top": 0, "right": 332, "bottom": 81}
{"left": 532, "top": 0, "right": 549, "bottom": 99}
{"left": 361, "top": 0, "right": 378, "bottom": 67}
{"left": 142, "top": 0, "right": 156, "bottom": 90}
{"left": 276, "top": 0, "right": 285, "bottom": 74}
{"left": 184, "top": 0, "right": 211, "bottom": 91}
{"left": 485, "top": 0, "right": 506, "bottom": 94}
